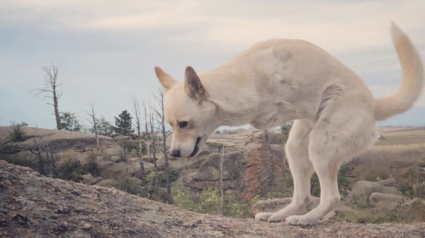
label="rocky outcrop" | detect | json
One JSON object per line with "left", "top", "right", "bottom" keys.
{"left": 0, "top": 126, "right": 123, "bottom": 157}
{"left": 182, "top": 132, "right": 289, "bottom": 200}
{"left": 239, "top": 138, "right": 288, "bottom": 201}
{"left": 1, "top": 160, "right": 424, "bottom": 238}
{"left": 183, "top": 151, "right": 244, "bottom": 190}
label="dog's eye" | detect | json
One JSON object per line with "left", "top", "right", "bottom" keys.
{"left": 178, "top": 121, "right": 188, "bottom": 129}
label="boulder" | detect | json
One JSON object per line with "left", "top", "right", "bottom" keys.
{"left": 369, "top": 193, "right": 406, "bottom": 210}
{"left": 405, "top": 198, "right": 425, "bottom": 206}
{"left": 82, "top": 173, "right": 103, "bottom": 185}
{"left": 96, "top": 161, "right": 126, "bottom": 179}
{"left": 348, "top": 179, "right": 398, "bottom": 201}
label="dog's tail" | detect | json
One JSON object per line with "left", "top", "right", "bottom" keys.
{"left": 375, "top": 23, "right": 424, "bottom": 121}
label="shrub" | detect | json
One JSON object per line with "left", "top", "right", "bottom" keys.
{"left": 172, "top": 182, "right": 252, "bottom": 218}
{"left": 98, "top": 176, "right": 144, "bottom": 196}
{"left": 8, "top": 122, "right": 28, "bottom": 142}
{"left": 335, "top": 201, "right": 425, "bottom": 223}
{"left": 267, "top": 132, "right": 285, "bottom": 145}
{"left": 2, "top": 152, "right": 36, "bottom": 169}
{"left": 57, "top": 156, "right": 82, "bottom": 182}
{"left": 83, "top": 153, "right": 98, "bottom": 176}
{"left": 173, "top": 184, "right": 198, "bottom": 211}
{"left": 115, "top": 176, "right": 144, "bottom": 195}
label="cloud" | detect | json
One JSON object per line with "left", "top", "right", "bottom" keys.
{"left": 3, "top": 0, "right": 425, "bottom": 53}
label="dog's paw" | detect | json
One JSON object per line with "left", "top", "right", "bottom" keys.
{"left": 285, "top": 215, "right": 302, "bottom": 226}
{"left": 297, "top": 216, "right": 316, "bottom": 227}
{"left": 285, "top": 215, "right": 316, "bottom": 227}
{"left": 255, "top": 212, "right": 274, "bottom": 221}
{"left": 267, "top": 213, "right": 287, "bottom": 223}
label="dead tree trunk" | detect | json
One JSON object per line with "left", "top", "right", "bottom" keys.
{"left": 132, "top": 97, "right": 145, "bottom": 181}
{"left": 220, "top": 145, "right": 225, "bottom": 216}
{"left": 85, "top": 103, "right": 100, "bottom": 155}
{"left": 153, "top": 89, "right": 171, "bottom": 203}
{"left": 32, "top": 64, "right": 63, "bottom": 130}
{"left": 150, "top": 112, "right": 158, "bottom": 170}
{"left": 143, "top": 102, "right": 151, "bottom": 170}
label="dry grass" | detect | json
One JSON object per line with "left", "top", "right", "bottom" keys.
{"left": 335, "top": 201, "right": 425, "bottom": 224}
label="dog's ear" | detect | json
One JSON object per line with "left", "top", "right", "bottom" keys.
{"left": 154, "top": 66, "right": 178, "bottom": 92}
{"left": 184, "top": 66, "right": 206, "bottom": 102}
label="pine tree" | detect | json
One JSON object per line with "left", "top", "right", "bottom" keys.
{"left": 114, "top": 110, "right": 134, "bottom": 136}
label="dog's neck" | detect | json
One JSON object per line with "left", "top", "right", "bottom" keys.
{"left": 200, "top": 63, "right": 260, "bottom": 127}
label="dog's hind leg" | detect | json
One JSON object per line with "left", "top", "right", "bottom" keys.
{"left": 285, "top": 153, "right": 340, "bottom": 226}
{"left": 255, "top": 120, "right": 314, "bottom": 222}
{"left": 286, "top": 113, "right": 377, "bottom": 226}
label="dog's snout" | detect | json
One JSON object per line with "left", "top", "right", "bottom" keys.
{"left": 170, "top": 149, "right": 181, "bottom": 158}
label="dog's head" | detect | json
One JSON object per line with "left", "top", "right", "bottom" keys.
{"left": 155, "top": 66, "right": 218, "bottom": 159}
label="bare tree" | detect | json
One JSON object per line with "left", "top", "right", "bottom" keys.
{"left": 84, "top": 103, "right": 100, "bottom": 155}
{"left": 143, "top": 102, "right": 151, "bottom": 169}
{"left": 30, "top": 138, "right": 58, "bottom": 177}
{"left": 32, "top": 64, "right": 63, "bottom": 130}
{"left": 132, "top": 96, "right": 145, "bottom": 180}
{"left": 153, "top": 89, "right": 172, "bottom": 203}
{"left": 220, "top": 145, "right": 225, "bottom": 216}
{"left": 149, "top": 107, "right": 158, "bottom": 170}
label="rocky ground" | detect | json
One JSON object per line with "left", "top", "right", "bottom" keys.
{"left": 1, "top": 161, "right": 425, "bottom": 238}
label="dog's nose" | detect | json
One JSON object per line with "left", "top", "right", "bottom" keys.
{"left": 170, "top": 150, "right": 181, "bottom": 158}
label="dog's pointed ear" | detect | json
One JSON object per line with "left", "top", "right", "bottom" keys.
{"left": 184, "top": 66, "right": 206, "bottom": 101}
{"left": 154, "top": 66, "right": 178, "bottom": 92}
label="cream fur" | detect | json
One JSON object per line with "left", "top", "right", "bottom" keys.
{"left": 155, "top": 23, "right": 424, "bottom": 226}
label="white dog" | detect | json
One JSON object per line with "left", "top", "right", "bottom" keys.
{"left": 154, "top": 23, "right": 423, "bottom": 226}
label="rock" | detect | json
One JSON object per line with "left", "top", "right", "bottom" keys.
{"left": 83, "top": 223, "right": 91, "bottom": 230}
{"left": 239, "top": 136, "right": 287, "bottom": 201}
{"left": 405, "top": 198, "right": 425, "bottom": 206}
{"left": 82, "top": 174, "right": 103, "bottom": 185}
{"left": 369, "top": 193, "right": 406, "bottom": 210}
{"left": 96, "top": 179, "right": 114, "bottom": 187}
{"left": 381, "top": 186, "right": 399, "bottom": 195}
{"left": 96, "top": 161, "right": 129, "bottom": 179}
{"left": 380, "top": 179, "right": 396, "bottom": 187}
{"left": 1, "top": 160, "right": 424, "bottom": 238}
{"left": 349, "top": 180, "right": 399, "bottom": 201}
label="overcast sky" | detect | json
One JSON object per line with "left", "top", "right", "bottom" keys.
{"left": 1, "top": 0, "right": 424, "bottom": 130}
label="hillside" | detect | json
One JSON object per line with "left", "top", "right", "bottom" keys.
{"left": 1, "top": 161, "right": 425, "bottom": 238}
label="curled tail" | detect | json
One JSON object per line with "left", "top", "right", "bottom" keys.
{"left": 375, "top": 23, "right": 424, "bottom": 121}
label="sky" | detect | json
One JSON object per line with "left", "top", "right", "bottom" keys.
{"left": 1, "top": 0, "right": 425, "bottom": 130}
